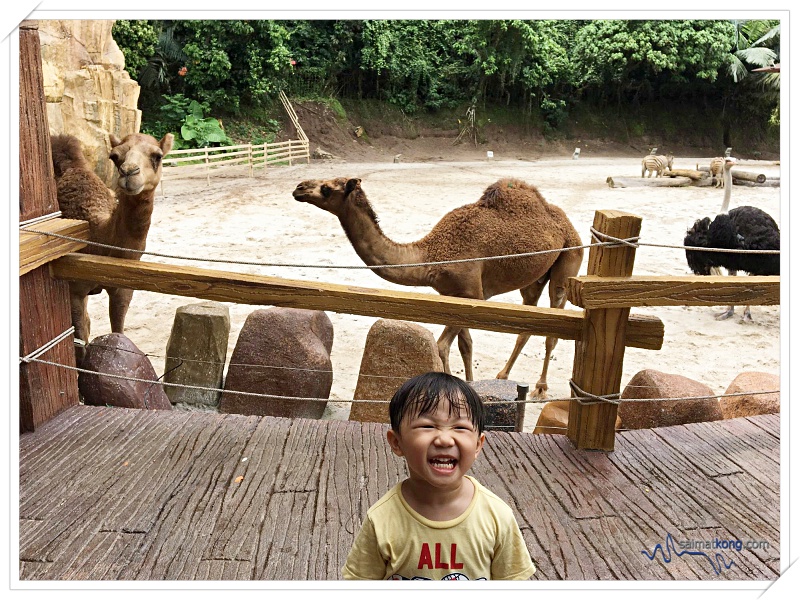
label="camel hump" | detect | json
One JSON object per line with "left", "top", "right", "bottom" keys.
{"left": 51, "top": 134, "right": 89, "bottom": 177}
{"left": 477, "top": 178, "right": 544, "bottom": 208}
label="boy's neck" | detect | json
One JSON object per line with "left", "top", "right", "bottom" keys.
{"left": 401, "top": 476, "right": 476, "bottom": 522}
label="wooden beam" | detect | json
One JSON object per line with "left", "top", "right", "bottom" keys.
{"left": 568, "top": 275, "right": 780, "bottom": 309}
{"left": 606, "top": 176, "right": 692, "bottom": 188}
{"left": 20, "top": 218, "right": 89, "bottom": 275}
{"left": 568, "top": 210, "right": 642, "bottom": 452}
{"left": 49, "top": 253, "right": 664, "bottom": 349}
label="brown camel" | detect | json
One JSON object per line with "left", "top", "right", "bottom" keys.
{"left": 292, "top": 176, "right": 584, "bottom": 396}
{"left": 51, "top": 132, "right": 174, "bottom": 363}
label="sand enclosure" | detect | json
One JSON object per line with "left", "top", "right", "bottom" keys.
{"left": 85, "top": 155, "right": 782, "bottom": 430}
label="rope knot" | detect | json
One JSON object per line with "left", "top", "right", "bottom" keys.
{"left": 589, "top": 227, "right": 640, "bottom": 248}
{"left": 569, "top": 379, "right": 621, "bottom": 406}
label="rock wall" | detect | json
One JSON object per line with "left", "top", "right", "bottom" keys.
{"left": 38, "top": 19, "right": 141, "bottom": 185}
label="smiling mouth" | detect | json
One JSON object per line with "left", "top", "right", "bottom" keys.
{"left": 429, "top": 457, "right": 457, "bottom": 472}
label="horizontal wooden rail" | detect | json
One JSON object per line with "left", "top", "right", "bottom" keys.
{"left": 19, "top": 218, "right": 89, "bottom": 276}
{"left": 568, "top": 275, "right": 780, "bottom": 308}
{"left": 49, "top": 254, "right": 664, "bottom": 349}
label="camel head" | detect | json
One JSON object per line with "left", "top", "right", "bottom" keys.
{"left": 293, "top": 177, "right": 362, "bottom": 216}
{"left": 109, "top": 132, "right": 174, "bottom": 197}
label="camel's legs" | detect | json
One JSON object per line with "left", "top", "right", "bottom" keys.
{"left": 108, "top": 287, "right": 134, "bottom": 333}
{"left": 496, "top": 277, "right": 548, "bottom": 380}
{"left": 70, "top": 289, "right": 91, "bottom": 365}
{"left": 456, "top": 328, "right": 473, "bottom": 381}
{"left": 437, "top": 325, "right": 462, "bottom": 378}
{"left": 533, "top": 248, "right": 583, "bottom": 397}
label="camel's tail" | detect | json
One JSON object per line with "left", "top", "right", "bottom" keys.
{"left": 50, "top": 134, "right": 89, "bottom": 178}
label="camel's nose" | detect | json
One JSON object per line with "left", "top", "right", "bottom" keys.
{"left": 120, "top": 164, "right": 140, "bottom": 177}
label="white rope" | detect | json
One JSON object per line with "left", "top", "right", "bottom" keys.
{"left": 19, "top": 211, "right": 62, "bottom": 228}
{"left": 24, "top": 357, "right": 779, "bottom": 407}
{"left": 19, "top": 327, "right": 75, "bottom": 364}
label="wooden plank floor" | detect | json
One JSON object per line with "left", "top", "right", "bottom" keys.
{"left": 19, "top": 406, "right": 779, "bottom": 581}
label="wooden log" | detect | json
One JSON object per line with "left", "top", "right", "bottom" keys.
{"left": 695, "top": 165, "right": 770, "bottom": 183}
{"left": 666, "top": 168, "right": 707, "bottom": 181}
{"left": 49, "top": 253, "right": 664, "bottom": 350}
{"left": 735, "top": 179, "right": 781, "bottom": 188}
{"left": 20, "top": 218, "right": 89, "bottom": 275}
{"left": 19, "top": 20, "right": 81, "bottom": 432}
{"left": 568, "top": 210, "right": 642, "bottom": 452}
{"left": 567, "top": 275, "right": 780, "bottom": 309}
{"left": 606, "top": 176, "right": 692, "bottom": 188}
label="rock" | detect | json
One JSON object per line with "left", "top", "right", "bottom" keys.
{"left": 220, "top": 308, "right": 333, "bottom": 418}
{"left": 720, "top": 372, "right": 780, "bottom": 419}
{"left": 79, "top": 333, "right": 171, "bottom": 410}
{"left": 312, "top": 147, "right": 335, "bottom": 160}
{"left": 163, "top": 302, "right": 230, "bottom": 409}
{"left": 469, "top": 379, "right": 524, "bottom": 431}
{"left": 350, "top": 319, "right": 444, "bottom": 424}
{"left": 618, "top": 369, "right": 722, "bottom": 430}
{"left": 39, "top": 20, "right": 142, "bottom": 186}
{"left": 533, "top": 400, "right": 622, "bottom": 435}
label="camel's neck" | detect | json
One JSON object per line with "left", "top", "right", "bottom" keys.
{"left": 339, "top": 200, "right": 430, "bottom": 287}
{"left": 114, "top": 191, "right": 154, "bottom": 243}
{"left": 720, "top": 167, "right": 733, "bottom": 213}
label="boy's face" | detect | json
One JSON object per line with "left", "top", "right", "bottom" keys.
{"left": 387, "top": 395, "right": 485, "bottom": 493}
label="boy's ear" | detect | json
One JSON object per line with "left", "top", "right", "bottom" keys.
{"left": 387, "top": 429, "right": 404, "bottom": 457}
{"left": 474, "top": 432, "right": 486, "bottom": 457}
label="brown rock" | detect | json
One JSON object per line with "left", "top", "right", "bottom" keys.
{"left": 533, "top": 400, "right": 622, "bottom": 435}
{"left": 220, "top": 308, "right": 333, "bottom": 418}
{"left": 350, "top": 320, "right": 444, "bottom": 424}
{"left": 79, "top": 333, "right": 171, "bottom": 410}
{"left": 720, "top": 372, "right": 780, "bottom": 419}
{"left": 619, "top": 369, "right": 722, "bottom": 430}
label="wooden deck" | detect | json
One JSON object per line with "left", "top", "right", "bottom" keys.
{"left": 18, "top": 406, "right": 779, "bottom": 581}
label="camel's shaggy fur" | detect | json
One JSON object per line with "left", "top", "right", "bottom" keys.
{"left": 293, "top": 176, "right": 584, "bottom": 396}
{"left": 51, "top": 132, "right": 173, "bottom": 363}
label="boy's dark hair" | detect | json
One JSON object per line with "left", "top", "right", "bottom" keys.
{"left": 389, "top": 372, "right": 486, "bottom": 433}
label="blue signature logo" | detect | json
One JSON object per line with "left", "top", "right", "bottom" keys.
{"left": 642, "top": 533, "right": 735, "bottom": 575}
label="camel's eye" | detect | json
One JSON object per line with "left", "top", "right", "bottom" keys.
{"left": 151, "top": 153, "right": 162, "bottom": 169}
{"left": 109, "top": 151, "right": 121, "bottom": 165}
{"left": 321, "top": 184, "right": 331, "bottom": 197}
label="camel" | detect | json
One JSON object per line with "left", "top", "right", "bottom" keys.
{"left": 292, "top": 176, "right": 584, "bottom": 396}
{"left": 51, "top": 132, "right": 174, "bottom": 363}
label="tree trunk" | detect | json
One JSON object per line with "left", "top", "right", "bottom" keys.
{"left": 607, "top": 176, "right": 692, "bottom": 188}
{"left": 666, "top": 168, "right": 707, "bottom": 181}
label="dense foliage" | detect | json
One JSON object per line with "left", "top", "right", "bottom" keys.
{"left": 112, "top": 18, "right": 780, "bottom": 147}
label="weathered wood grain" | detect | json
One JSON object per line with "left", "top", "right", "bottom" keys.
{"left": 20, "top": 218, "right": 89, "bottom": 276}
{"left": 568, "top": 275, "right": 780, "bottom": 309}
{"left": 49, "top": 253, "right": 664, "bottom": 350}
{"left": 18, "top": 406, "right": 779, "bottom": 581}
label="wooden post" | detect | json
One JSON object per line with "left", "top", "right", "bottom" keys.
{"left": 567, "top": 210, "right": 642, "bottom": 451}
{"left": 205, "top": 149, "right": 210, "bottom": 186}
{"left": 19, "top": 20, "right": 80, "bottom": 432}
{"left": 515, "top": 383, "right": 528, "bottom": 432}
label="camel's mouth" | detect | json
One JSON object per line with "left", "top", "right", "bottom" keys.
{"left": 117, "top": 176, "right": 146, "bottom": 196}
{"left": 292, "top": 189, "right": 311, "bottom": 202}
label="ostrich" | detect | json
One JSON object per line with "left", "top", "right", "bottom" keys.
{"left": 684, "top": 157, "right": 780, "bottom": 321}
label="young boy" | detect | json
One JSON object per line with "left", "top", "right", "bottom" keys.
{"left": 342, "top": 372, "right": 535, "bottom": 581}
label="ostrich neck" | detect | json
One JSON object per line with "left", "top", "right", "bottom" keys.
{"left": 339, "top": 202, "right": 429, "bottom": 287}
{"left": 720, "top": 167, "right": 733, "bottom": 213}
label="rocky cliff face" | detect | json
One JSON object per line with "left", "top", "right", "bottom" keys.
{"left": 39, "top": 19, "right": 141, "bottom": 186}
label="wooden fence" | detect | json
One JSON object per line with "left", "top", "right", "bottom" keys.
{"left": 18, "top": 22, "right": 780, "bottom": 452}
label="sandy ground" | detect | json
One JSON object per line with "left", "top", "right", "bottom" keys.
{"left": 85, "top": 154, "right": 782, "bottom": 431}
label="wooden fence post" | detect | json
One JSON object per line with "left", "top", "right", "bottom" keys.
{"left": 19, "top": 20, "right": 80, "bottom": 431}
{"left": 205, "top": 149, "right": 210, "bottom": 186}
{"left": 567, "top": 210, "right": 642, "bottom": 451}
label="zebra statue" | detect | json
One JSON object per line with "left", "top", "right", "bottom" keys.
{"left": 641, "top": 154, "right": 674, "bottom": 178}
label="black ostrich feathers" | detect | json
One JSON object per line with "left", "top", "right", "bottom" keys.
{"left": 684, "top": 206, "right": 780, "bottom": 276}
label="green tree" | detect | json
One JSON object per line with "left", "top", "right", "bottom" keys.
{"left": 112, "top": 20, "right": 158, "bottom": 78}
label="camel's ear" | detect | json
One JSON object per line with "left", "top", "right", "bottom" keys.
{"left": 109, "top": 134, "right": 122, "bottom": 148}
{"left": 160, "top": 133, "right": 174, "bottom": 156}
{"left": 345, "top": 178, "right": 361, "bottom": 197}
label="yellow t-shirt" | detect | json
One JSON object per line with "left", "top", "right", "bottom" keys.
{"left": 342, "top": 475, "right": 536, "bottom": 581}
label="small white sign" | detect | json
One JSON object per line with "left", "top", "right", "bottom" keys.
{"left": 487, "top": 151, "right": 494, "bottom": 159}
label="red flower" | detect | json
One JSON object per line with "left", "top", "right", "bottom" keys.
{"left": 290, "top": 59, "right": 296, "bottom": 66}
{"left": 178, "top": 66, "right": 188, "bottom": 77}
